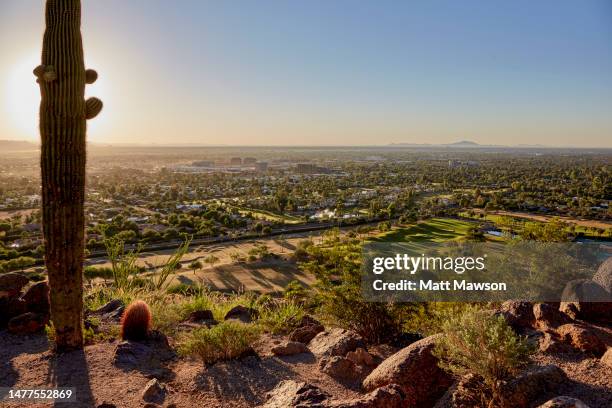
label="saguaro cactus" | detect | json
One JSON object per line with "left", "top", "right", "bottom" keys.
{"left": 35, "top": 0, "right": 102, "bottom": 351}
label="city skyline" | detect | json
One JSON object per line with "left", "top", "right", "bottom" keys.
{"left": 1, "top": 0, "right": 611, "bottom": 147}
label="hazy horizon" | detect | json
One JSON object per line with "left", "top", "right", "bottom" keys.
{"left": 1, "top": 0, "right": 611, "bottom": 148}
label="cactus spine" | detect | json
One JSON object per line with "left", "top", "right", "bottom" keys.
{"left": 35, "top": 0, "right": 102, "bottom": 351}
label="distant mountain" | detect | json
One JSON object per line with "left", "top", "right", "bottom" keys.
{"left": 0, "top": 140, "right": 38, "bottom": 151}
{"left": 448, "top": 140, "right": 480, "bottom": 146}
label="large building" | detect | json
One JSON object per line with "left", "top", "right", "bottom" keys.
{"left": 230, "top": 157, "right": 242, "bottom": 165}
{"left": 255, "top": 162, "right": 268, "bottom": 172}
{"left": 243, "top": 157, "right": 257, "bottom": 165}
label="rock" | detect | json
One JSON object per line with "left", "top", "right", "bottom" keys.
{"left": 308, "top": 328, "right": 365, "bottom": 357}
{"left": 0, "top": 272, "right": 29, "bottom": 298}
{"left": 537, "top": 396, "right": 590, "bottom": 408}
{"left": 433, "top": 373, "right": 486, "bottom": 408}
{"left": 271, "top": 340, "right": 309, "bottom": 356}
{"left": 21, "top": 281, "right": 50, "bottom": 315}
{"left": 143, "top": 404, "right": 161, "bottom": 408}
{"left": 93, "top": 299, "right": 124, "bottom": 314}
{"left": 497, "top": 300, "right": 534, "bottom": 330}
{"left": 105, "top": 306, "right": 125, "bottom": 321}
{"left": 556, "top": 324, "right": 606, "bottom": 356}
{"left": 0, "top": 297, "right": 26, "bottom": 327}
{"left": 141, "top": 378, "right": 166, "bottom": 403}
{"left": 7, "top": 312, "right": 48, "bottom": 334}
{"left": 592, "top": 257, "right": 612, "bottom": 293}
{"left": 560, "top": 279, "right": 612, "bottom": 323}
{"left": 224, "top": 305, "right": 258, "bottom": 323}
{"left": 188, "top": 309, "right": 214, "bottom": 322}
{"left": 289, "top": 323, "right": 325, "bottom": 344}
{"left": 319, "top": 356, "right": 361, "bottom": 381}
{"left": 346, "top": 347, "right": 376, "bottom": 367}
{"left": 600, "top": 348, "right": 612, "bottom": 368}
{"left": 533, "top": 303, "right": 572, "bottom": 330}
{"left": 96, "top": 403, "right": 117, "bottom": 408}
{"left": 363, "top": 334, "right": 452, "bottom": 407}
{"left": 260, "top": 380, "right": 329, "bottom": 408}
{"left": 501, "top": 365, "right": 567, "bottom": 408}
{"left": 113, "top": 330, "right": 175, "bottom": 368}
{"left": 539, "top": 332, "right": 574, "bottom": 354}
{"left": 329, "top": 384, "right": 404, "bottom": 408}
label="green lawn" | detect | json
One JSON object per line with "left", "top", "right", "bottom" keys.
{"left": 372, "top": 218, "right": 473, "bottom": 243}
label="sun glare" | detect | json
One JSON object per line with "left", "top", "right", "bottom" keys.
{"left": 4, "top": 52, "right": 40, "bottom": 139}
{"left": 2, "top": 53, "right": 112, "bottom": 141}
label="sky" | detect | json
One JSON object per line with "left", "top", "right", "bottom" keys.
{"left": 0, "top": 0, "right": 611, "bottom": 147}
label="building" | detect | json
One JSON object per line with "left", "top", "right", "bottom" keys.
{"left": 230, "top": 157, "right": 242, "bottom": 165}
{"left": 243, "top": 157, "right": 257, "bottom": 165}
{"left": 192, "top": 160, "right": 214, "bottom": 167}
{"left": 255, "top": 162, "right": 268, "bottom": 172}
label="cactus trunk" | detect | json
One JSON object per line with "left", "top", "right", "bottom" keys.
{"left": 37, "top": 0, "right": 102, "bottom": 351}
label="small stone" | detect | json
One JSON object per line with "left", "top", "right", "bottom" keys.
{"left": 557, "top": 323, "right": 606, "bottom": 356}
{"left": 21, "top": 281, "right": 50, "bottom": 315}
{"left": 537, "top": 396, "right": 590, "bottom": 408}
{"left": 224, "top": 305, "right": 258, "bottom": 323}
{"left": 308, "top": 328, "right": 365, "bottom": 357}
{"left": 188, "top": 309, "right": 214, "bottom": 322}
{"left": 289, "top": 323, "right": 324, "bottom": 344}
{"left": 271, "top": 341, "right": 309, "bottom": 356}
{"left": 0, "top": 272, "right": 29, "bottom": 298}
{"left": 346, "top": 347, "right": 376, "bottom": 367}
{"left": 7, "top": 312, "right": 48, "bottom": 334}
{"left": 261, "top": 380, "right": 329, "bottom": 408}
{"left": 141, "top": 378, "right": 166, "bottom": 403}
{"left": 601, "top": 348, "right": 612, "bottom": 368}
{"left": 320, "top": 356, "right": 361, "bottom": 381}
{"left": 93, "top": 299, "right": 124, "bottom": 314}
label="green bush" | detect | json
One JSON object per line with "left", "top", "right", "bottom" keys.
{"left": 258, "top": 299, "right": 305, "bottom": 335}
{"left": 178, "top": 321, "right": 260, "bottom": 364}
{"left": 434, "top": 306, "right": 534, "bottom": 406}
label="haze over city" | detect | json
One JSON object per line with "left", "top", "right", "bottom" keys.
{"left": 1, "top": 0, "right": 611, "bottom": 147}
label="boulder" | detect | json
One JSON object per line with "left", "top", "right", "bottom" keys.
{"left": 21, "top": 281, "right": 50, "bottom": 315}
{"left": 346, "top": 347, "right": 376, "bottom": 367}
{"left": 141, "top": 378, "right": 166, "bottom": 403}
{"left": 0, "top": 297, "right": 26, "bottom": 327}
{"left": 501, "top": 365, "right": 567, "bottom": 408}
{"left": 363, "top": 334, "right": 452, "bottom": 407}
{"left": 433, "top": 373, "right": 486, "bottom": 408}
{"left": 600, "top": 348, "right": 612, "bottom": 368}
{"left": 7, "top": 312, "right": 48, "bottom": 334}
{"left": 271, "top": 340, "right": 309, "bottom": 356}
{"left": 319, "top": 356, "right": 361, "bottom": 381}
{"left": 290, "top": 323, "right": 325, "bottom": 344}
{"left": 537, "top": 396, "right": 590, "bottom": 408}
{"left": 539, "top": 332, "right": 574, "bottom": 354}
{"left": 533, "top": 303, "right": 572, "bottom": 330}
{"left": 114, "top": 330, "right": 175, "bottom": 368}
{"left": 187, "top": 309, "right": 214, "bottom": 322}
{"left": 328, "top": 384, "right": 404, "bottom": 408}
{"left": 308, "top": 328, "right": 365, "bottom": 358}
{"left": 260, "top": 380, "right": 329, "bottom": 408}
{"left": 560, "top": 279, "right": 612, "bottom": 323}
{"left": 224, "top": 305, "right": 258, "bottom": 323}
{"left": 93, "top": 299, "right": 124, "bottom": 314}
{"left": 496, "top": 300, "right": 534, "bottom": 331}
{"left": 592, "top": 257, "right": 612, "bottom": 293}
{"left": 556, "top": 324, "right": 606, "bottom": 356}
{"left": 0, "top": 272, "right": 29, "bottom": 298}
{"left": 105, "top": 306, "right": 125, "bottom": 321}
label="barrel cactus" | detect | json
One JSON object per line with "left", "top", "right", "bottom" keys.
{"left": 34, "top": 0, "right": 102, "bottom": 350}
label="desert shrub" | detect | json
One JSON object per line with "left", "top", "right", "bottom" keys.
{"left": 258, "top": 299, "right": 305, "bottom": 335}
{"left": 300, "top": 237, "right": 404, "bottom": 343}
{"left": 283, "top": 280, "right": 309, "bottom": 303}
{"left": 178, "top": 321, "right": 261, "bottom": 364}
{"left": 434, "top": 306, "right": 534, "bottom": 406}
{"left": 166, "top": 282, "right": 198, "bottom": 295}
{"left": 84, "top": 266, "right": 114, "bottom": 280}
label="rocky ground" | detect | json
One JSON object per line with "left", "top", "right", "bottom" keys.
{"left": 2, "top": 262, "right": 612, "bottom": 408}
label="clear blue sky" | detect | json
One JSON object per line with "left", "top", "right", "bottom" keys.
{"left": 1, "top": 0, "right": 611, "bottom": 146}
